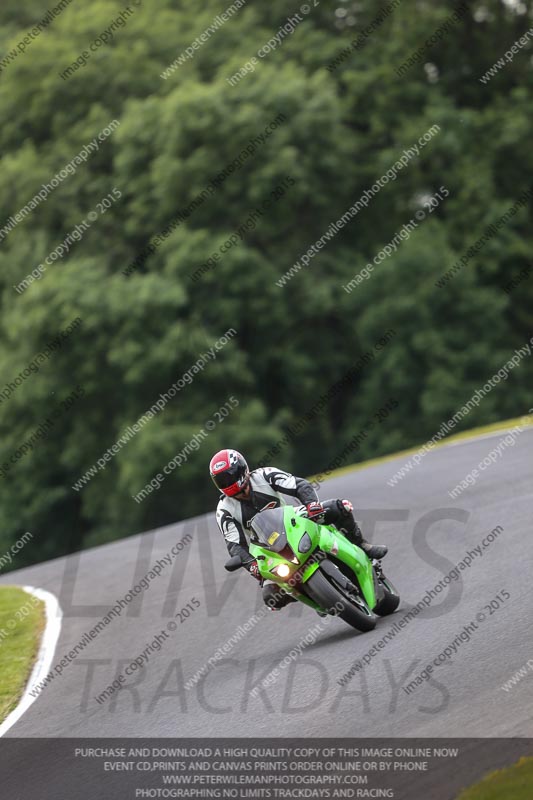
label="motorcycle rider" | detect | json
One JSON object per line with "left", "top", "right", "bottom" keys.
{"left": 210, "top": 448, "right": 388, "bottom": 610}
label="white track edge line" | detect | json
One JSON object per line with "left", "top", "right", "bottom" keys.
{"left": 0, "top": 586, "right": 63, "bottom": 737}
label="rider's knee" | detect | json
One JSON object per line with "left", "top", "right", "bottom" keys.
{"left": 335, "top": 498, "right": 354, "bottom": 518}
{"left": 340, "top": 498, "right": 354, "bottom": 514}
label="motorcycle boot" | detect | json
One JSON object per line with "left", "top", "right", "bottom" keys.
{"left": 332, "top": 499, "right": 388, "bottom": 560}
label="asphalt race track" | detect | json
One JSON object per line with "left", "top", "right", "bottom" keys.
{"left": 3, "top": 427, "right": 532, "bottom": 750}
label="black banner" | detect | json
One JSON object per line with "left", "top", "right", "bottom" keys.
{"left": 1, "top": 738, "right": 532, "bottom": 800}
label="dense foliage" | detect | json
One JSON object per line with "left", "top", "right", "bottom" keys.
{"left": 0, "top": 0, "right": 531, "bottom": 566}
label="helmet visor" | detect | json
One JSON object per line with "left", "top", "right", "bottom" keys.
{"left": 213, "top": 463, "right": 246, "bottom": 490}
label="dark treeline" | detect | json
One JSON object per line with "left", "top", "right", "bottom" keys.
{"left": 0, "top": 0, "right": 531, "bottom": 567}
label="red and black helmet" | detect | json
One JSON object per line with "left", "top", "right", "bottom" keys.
{"left": 209, "top": 449, "right": 250, "bottom": 497}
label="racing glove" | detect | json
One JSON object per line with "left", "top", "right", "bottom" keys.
{"left": 248, "top": 561, "right": 261, "bottom": 581}
{"left": 306, "top": 501, "right": 324, "bottom": 520}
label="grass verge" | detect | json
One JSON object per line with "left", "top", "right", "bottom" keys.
{"left": 456, "top": 757, "right": 533, "bottom": 799}
{"left": 0, "top": 586, "right": 45, "bottom": 723}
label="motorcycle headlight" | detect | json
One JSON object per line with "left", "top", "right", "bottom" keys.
{"left": 298, "top": 533, "right": 312, "bottom": 553}
{"left": 272, "top": 564, "right": 291, "bottom": 579}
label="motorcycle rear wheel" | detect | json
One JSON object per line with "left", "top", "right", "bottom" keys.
{"left": 374, "top": 575, "right": 400, "bottom": 616}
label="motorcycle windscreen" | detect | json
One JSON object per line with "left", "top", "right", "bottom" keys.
{"left": 249, "top": 507, "right": 289, "bottom": 551}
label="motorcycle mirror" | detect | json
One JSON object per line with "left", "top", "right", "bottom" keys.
{"left": 224, "top": 556, "right": 244, "bottom": 572}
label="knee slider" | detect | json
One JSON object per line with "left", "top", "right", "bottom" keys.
{"left": 336, "top": 498, "right": 353, "bottom": 519}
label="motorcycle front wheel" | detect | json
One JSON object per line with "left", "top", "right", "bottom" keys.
{"left": 304, "top": 564, "right": 377, "bottom": 632}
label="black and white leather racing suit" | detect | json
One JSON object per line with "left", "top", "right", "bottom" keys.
{"left": 215, "top": 466, "right": 369, "bottom": 608}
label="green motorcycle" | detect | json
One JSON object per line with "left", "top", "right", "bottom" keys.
{"left": 225, "top": 505, "right": 400, "bottom": 632}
